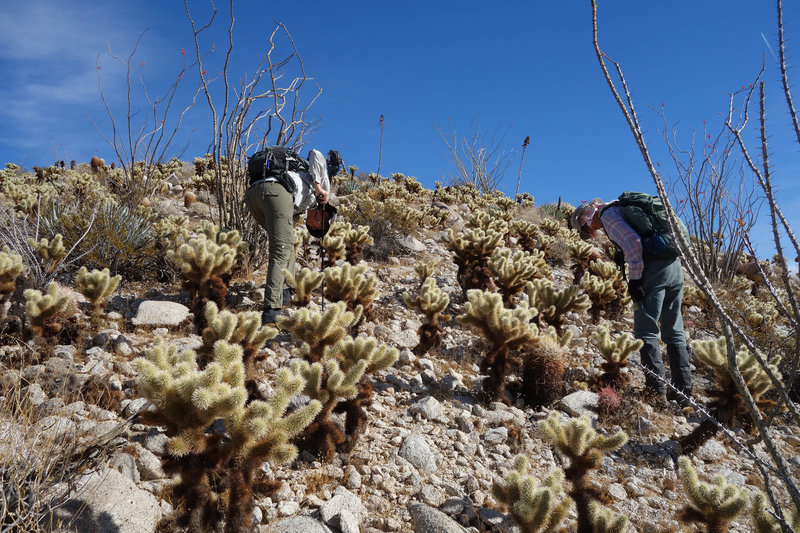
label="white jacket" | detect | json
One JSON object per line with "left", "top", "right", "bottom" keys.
{"left": 287, "top": 149, "right": 329, "bottom": 210}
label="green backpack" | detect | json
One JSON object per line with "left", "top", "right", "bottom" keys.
{"left": 602, "top": 191, "right": 687, "bottom": 259}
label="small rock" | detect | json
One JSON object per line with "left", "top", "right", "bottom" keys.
{"left": 407, "top": 502, "right": 469, "bottom": 533}
{"left": 559, "top": 390, "right": 599, "bottom": 420}
{"left": 268, "top": 516, "right": 333, "bottom": 533}
{"left": 319, "top": 486, "right": 367, "bottom": 525}
{"left": 131, "top": 300, "right": 190, "bottom": 327}
{"left": 409, "top": 396, "right": 445, "bottom": 421}
{"left": 399, "top": 434, "right": 438, "bottom": 474}
{"left": 416, "top": 485, "right": 445, "bottom": 507}
{"left": 696, "top": 439, "right": 727, "bottom": 462}
{"left": 608, "top": 483, "right": 627, "bottom": 501}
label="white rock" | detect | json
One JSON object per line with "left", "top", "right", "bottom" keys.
{"left": 399, "top": 434, "right": 438, "bottom": 474}
{"left": 131, "top": 300, "right": 190, "bottom": 327}
{"left": 59, "top": 467, "right": 163, "bottom": 533}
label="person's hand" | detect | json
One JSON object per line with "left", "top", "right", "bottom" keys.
{"left": 627, "top": 279, "right": 645, "bottom": 301}
{"left": 313, "top": 183, "right": 329, "bottom": 204}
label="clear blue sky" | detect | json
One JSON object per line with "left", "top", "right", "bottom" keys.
{"left": 1, "top": 1, "right": 798, "bottom": 256}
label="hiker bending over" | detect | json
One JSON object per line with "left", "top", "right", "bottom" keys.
{"left": 570, "top": 195, "right": 692, "bottom": 405}
{"left": 245, "top": 148, "right": 339, "bottom": 325}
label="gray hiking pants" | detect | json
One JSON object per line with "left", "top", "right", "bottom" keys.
{"left": 634, "top": 257, "right": 692, "bottom": 395}
{"left": 244, "top": 181, "right": 296, "bottom": 310}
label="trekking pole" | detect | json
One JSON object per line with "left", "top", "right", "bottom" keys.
{"left": 319, "top": 202, "right": 326, "bottom": 311}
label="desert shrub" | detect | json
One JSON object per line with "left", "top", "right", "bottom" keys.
{"left": 538, "top": 201, "right": 575, "bottom": 221}
{"left": 39, "top": 200, "right": 159, "bottom": 278}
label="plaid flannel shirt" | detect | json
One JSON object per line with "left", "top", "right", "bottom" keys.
{"left": 598, "top": 204, "right": 644, "bottom": 280}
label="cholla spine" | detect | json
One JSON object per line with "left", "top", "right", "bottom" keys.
{"left": 678, "top": 456, "right": 748, "bottom": 532}
{"left": 491, "top": 455, "right": 573, "bottom": 533}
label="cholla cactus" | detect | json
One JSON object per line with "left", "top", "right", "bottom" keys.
{"left": 198, "top": 220, "right": 249, "bottom": 267}
{"left": 569, "top": 240, "right": 597, "bottom": 284}
{"left": 322, "top": 233, "right": 346, "bottom": 266}
{"left": 283, "top": 267, "right": 324, "bottom": 306}
{"left": 323, "top": 263, "right": 379, "bottom": 319}
{"left": 0, "top": 246, "right": 24, "bottom": 322}
{"left": 581, "top": 274, "right": 618, "bottom": 323}
{"left": 458, "top": 289, "right": 538, "bottom": 402}
{"left": 414, "top": 262, "right": 435, "bottom": 285}
{"left": 24, "top": 281, "right": 75, "bottom": 344}
{"left": 509, "top": 220, "right": 540, "bottom": 253}
{"left": 677, "top": 456, "right": 748, "bottom": 533}
{"left": 153, "top": 215, "right": 189, "bottom": 251}
{"left": 539, "top": 413, "right": 628, "bottom": 533}
{"left": 341, "top": 223, "right": 373, "bottom": 264}
{"left": 167, "top": 233, "right": 236, "bottom": 329}
{"left": 75, "top": 266, "right": 121, "bottom": 329}
{"left": 200, "top": 302, "right": 278, "bottom": 384}
{"left": 679, "top": 337, "right": 782, "bottom": 455}
{"left": 750, "top": 491, "right": 800, "bottom": 533}
{"left": 526, "top": 279, "right": 591, "bottom": 333}
{"left": 295, "top": 226, "right": 312, "bottom": 262}
{"left": 539, "top": 218, "right": 562, "bottom": 237}
{"left": 0, "top": 245, "right": 24, "bottom": 296}
{"left": 443, "top": 227, "right": 505, "bottom": 294}
{"left": 289, "top": 333, "right": 397, "bottom": 462}
{"left": 29, "top": 234, "right": 67, "bottom": 275}
{"left": 403, "top": 277, "right": 451, "bottom": 355}
{"left": 589, "top": 260, "right": 628, "bottom": 319}
{"left": 589, "top": 503, "right": 628, "bottom": 533}
{"left": 466, "top": 211, "right": 510, "bottom": 235}
{"left": 591, "top": 324, "right": 643, "bottom": 388}
{"left": 133, "top": 339, "right": 320, "bottom": 531}
{"left": 488, "top": 247, "right": 549, "bottom": 306}
{"left": 492, "top": 455, "right": 573, "bottom": 533}
{"left": 278, "top": 301, "right": 360, "bottom": 363}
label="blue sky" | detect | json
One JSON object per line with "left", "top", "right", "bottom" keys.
{"left": 1, "top": 1, "right": 798, "bottom": 256}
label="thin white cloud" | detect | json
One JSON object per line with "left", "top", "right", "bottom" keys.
{"left": 0, "top": 0, "right": 157, "bottom": 163}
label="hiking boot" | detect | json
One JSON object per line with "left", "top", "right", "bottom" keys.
{"left": 667, "top": 388, "right": 692, "bottom": 409}
{"left": 261, "top": 308, "right": 281, "bottom": 325}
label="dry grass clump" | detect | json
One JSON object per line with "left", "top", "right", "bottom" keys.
{"left": 0, "top": 366, "right": 126, "bottom": 531}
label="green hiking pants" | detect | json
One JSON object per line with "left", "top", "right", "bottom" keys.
{"left": 633, "top": 257, "right": 685, "bottom": 344}
{"left": 634, "top": 257, "right": 692, "bottom": 394}
{"left": 244, "top": 181, "right": 295, "bottom": 310}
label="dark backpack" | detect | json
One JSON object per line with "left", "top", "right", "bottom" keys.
{"left": 247, "top": 146, "right": 309, "bottom": 194}
{"left": 602, "top": 191, "right": 686, "bottom": 259}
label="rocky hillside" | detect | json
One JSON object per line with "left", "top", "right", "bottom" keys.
{"left": 1, "top": 162, "right": 798, "bottom": 532}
